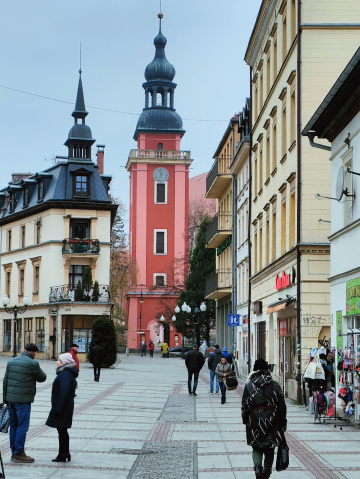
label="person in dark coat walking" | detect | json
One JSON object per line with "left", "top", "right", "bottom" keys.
{"left": 208, "top": 345, "right": 222, "bottom": 393}
{"left": 3, "top": 343, "right": 46, "bottom": 464}
{"left": 46, "top": 352, "right": 78, "bottom": 462}
{"left": 89, "top": 342, "right": 104, "bottom": 382}
{"left": 185, "top": 344, "right": 205, "bottom": 395}
{"left": 141, "top": 340, "right": 147, "bottom": 357}
{"left": 241, "top": 358, "right": 287, "bottom": 479}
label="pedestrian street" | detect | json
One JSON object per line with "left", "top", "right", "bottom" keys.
{"left": 0, "top": 353, "right": 359, "bottom": 478}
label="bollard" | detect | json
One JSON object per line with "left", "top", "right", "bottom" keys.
{"left": 126, "top": 348, "right": 129, "bottom": 356}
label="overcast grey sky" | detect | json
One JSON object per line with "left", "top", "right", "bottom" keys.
{"left": 0, "top": 0, "right": 261, "bottom": 225}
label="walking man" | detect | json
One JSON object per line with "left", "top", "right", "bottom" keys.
{"left": 185, "top": 344, "right": 205, "bottom": 396}
{"left": 3, "top": 343, "right": 47, "bottom": 463}
{"left": 208, "top": 344, "right": 222, "bottom": 393}
{"left": 89, "top": 341, "right": 104, "bottom": 382}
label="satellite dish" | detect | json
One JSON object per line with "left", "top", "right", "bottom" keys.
{"left": 335, "top": 167, "right": 345, "bottom": 201}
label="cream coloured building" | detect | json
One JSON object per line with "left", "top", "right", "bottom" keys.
{"left": 0, "top": 74, "right": 117, "bottom": 360}
{"left": 245, "top": 0, "right": 360, "bottom": 400}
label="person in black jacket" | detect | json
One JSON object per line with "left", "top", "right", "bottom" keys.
{"left": 185, "top": 344, "right": 205, "bottom": 396}
{"left": 46, "top": 353, "right": 78, "bottom": 462}
{"left": 89, "top": 342, "right": 104, "bottom": 382}
{"left": 241, "top": 358, "right": 287, "bottom": 479}
{"left": 208, "top": 345, "right": 222, "bottom": 393}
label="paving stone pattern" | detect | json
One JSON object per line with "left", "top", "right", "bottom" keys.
{"left": 0, "top": 353, "right": 359, "bottom": 479}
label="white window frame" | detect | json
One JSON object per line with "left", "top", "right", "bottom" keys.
{"left": 154, "top": 229, "right": 167, "bottom": 255}
{"left": 154, "top": 181, "right": 168, "bottom": 204}
{"left": 153, "top": 273, "right": 167, "bottom": 286}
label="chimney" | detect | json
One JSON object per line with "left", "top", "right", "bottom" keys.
{"left": 96, "top": 144, "right": 105, "bottom": 174}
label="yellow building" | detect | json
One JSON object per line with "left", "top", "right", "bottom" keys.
{"left": 205, "top": 114, "right": 241, "bottom": 353}
{"left": 245, "top": 0, "right": 360, "bottom": 400}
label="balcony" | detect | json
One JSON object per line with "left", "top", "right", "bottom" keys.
{"left": 128, "top": 149, "right": 191, "bottom": 161}
{"left": 205, "top": 269, "right": 232, "bottom": 300}
{"left": 49, "top": 284, "right": 109, "bottom": 303}
{"left": 206, "top": 158, "right": 232, "bottom": 198}
{"left": 206, "top": 212, "right": 232, "bottom": 249}
{"left": 62, "top": 238, "right": 100, "bottom": 255}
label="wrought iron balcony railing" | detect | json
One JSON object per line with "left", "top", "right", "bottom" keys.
{"left": 49, "top": 284, "right": 109, "bottom": 303}
{"left": 62, "top": 238, "right": 100, "bottom": 254}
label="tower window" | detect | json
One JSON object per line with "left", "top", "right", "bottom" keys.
{"left": 154, "top": 274, "right": 167, "bottom": 286}
{"left": 155, "top": 183, "right": 167, "bottom": 203}
{"left": 157, "top": 143, "right": 163, "bottom": 150}
{"left": 154, "top": 230, "right": 167, "bottom": 254}
{"left": 74, "top": 175, "right": 90, "bottom": 197}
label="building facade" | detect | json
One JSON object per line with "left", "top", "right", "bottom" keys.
{"left": 245, "top": 0, "right": 360, "bottom": 400}
{"left": 0, "top": 73, "right": 117, "bottom": 360}
{"left": 230, "top": 101, "right": 250, "bottom": 376}
{"left": 303, "top": 48, "right": 360, "bottom": 423}
{"left": 205, "top": 113, "right": 241, "bottom": 356}
{"left": 126, "top": 14, "right": 192, "bottom": 351}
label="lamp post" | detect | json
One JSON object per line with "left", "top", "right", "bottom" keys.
{"left": 160, "top": 314, "right": 176, "bottom": 346}
{"left": 193, "top": 302, "right": 207, "bottom": 346}
{"left": 139, "top": 290, "right": 144, "bottom": 353}
{"left": 2, "top": 295, "right": 30, "bottom": 357}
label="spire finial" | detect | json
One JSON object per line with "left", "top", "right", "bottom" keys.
{"left": 79, "top": 42, "right": 82, "bottom": 75}
{"left": 158, "top": 2, "right": 163, "bottom": 32}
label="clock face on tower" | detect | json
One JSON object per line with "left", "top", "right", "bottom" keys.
{"left": 153, "top": 167, "right": 169, "bottom": 182}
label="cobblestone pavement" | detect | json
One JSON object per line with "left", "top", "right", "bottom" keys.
{"left": 0, "top": 353, "right": 359, "bottom": 478}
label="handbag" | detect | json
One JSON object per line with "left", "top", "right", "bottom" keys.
{"left": 0, "top": 403, "right": 9, "bottom": 434}
{"left": 224, "top": 376, "right": 238, "bottom": 390}
{"left": 276, "top": 437, "right": 289, "bottom": 471}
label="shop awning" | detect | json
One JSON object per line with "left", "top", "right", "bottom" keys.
{"left": 266, "top": 296, "right": 296, "bottom": 314}
{"left": 267, "top": 302, "right": 287, "bottom": 313}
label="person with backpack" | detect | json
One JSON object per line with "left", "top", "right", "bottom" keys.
{"left": 241, "top": 358, "right": 287, "bottom": 479}
{"left": 208, "top": 344, "right": 222, "bottom": 394}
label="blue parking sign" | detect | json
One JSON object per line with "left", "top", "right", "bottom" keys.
{"left": 227, "top": 314, "right": 240, "bottom": 326}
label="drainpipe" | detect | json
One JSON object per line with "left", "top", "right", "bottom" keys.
{"left": 247, "top": 68, "right": 253, "bottom": 375}
{"left": 232, "top": 134, "right": 237, "bottom": 360}
{"left": 296, "top": 0, "right": 302, "bottom": 404}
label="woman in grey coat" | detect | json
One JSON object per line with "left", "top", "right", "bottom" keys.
{"left": 46, "top": 353, "right": 78, "bottom": 462}
{"left": 215, "top": 357, "right": 232, "bottom": 404}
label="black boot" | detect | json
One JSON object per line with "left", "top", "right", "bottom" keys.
{"left": 52, "top": 453, "right": 71, "bottom": 462}
{"left": 254, "top": 464, "right": 263, "bottom": 478}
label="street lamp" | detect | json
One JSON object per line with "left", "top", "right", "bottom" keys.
{"left": 193, "top": 302, "right": 207, "bottom": 346}
{"left": 2, "top": 295, "right": 30, "bottom": 357}
{"left": 139, "top": 290, "right": 144, "bottom": 353}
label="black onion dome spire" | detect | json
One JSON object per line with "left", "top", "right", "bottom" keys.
{"left": 144, "top": 14, "right": 175, "bottom": 82}
{"left": 65, "top": 70, "right": 95, "bottom": 161}
{"left": 134, "top": 13, "right": 185, "bottom": 140}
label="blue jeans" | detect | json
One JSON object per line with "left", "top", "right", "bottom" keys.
{"left": 188, "top": 371, "right": 199, "bottom": 393}
{"left": 220, "top": 382, "right": 226, "bottom": 402}
{"left": 209, "top": 369, "right": 219, "bottom": 393}
{"left": 9, "top": 402, "right": 31, "bottom": 455}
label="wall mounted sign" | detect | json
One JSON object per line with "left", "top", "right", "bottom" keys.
{"left": 346, "top": 277, "right": 360, "bottom": 315}
{"left": 275, "top": 266, "right": 296, "bottom": 291}
{"left": 217, "top": 235, "right": 232, "bottom": 256}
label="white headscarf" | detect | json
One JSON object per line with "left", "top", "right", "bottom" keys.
{"left": 59, "top": 352, "right": 76, "bottom": 365}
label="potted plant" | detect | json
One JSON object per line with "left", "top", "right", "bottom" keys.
{"left": 92, "top": 280, "right": 100, "bottom": 302}
{"left": 82, "top": 266, "right": 93, "bottom": 301}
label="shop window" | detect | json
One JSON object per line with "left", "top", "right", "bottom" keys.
{"left": 62, "top": 315, "right": 95, "bottom": 353}
{"left": 36, "top": 317, "right": 45, "bottom": 352}
{"left": 3, "top": 320, "right": 11, "bottom": 352}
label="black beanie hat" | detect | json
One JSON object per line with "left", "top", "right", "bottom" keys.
{"left": 253, "top": 358, "right": 269, "bottom": 371}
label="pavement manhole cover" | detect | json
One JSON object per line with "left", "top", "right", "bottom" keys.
{"left": 111, "top": 448, "right": 157, "bottom": 455}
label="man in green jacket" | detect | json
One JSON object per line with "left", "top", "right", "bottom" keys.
{"left": 3, "top": 343, "right": 46, "bottom": 463}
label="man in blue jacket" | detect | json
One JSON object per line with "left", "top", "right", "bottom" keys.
{"left": 3, "top": 343, "right": 46, "bottom": 463}
{"left": 221, "top": 347, "right": 233, "bottom": 365}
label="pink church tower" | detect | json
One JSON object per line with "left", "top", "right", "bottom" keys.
{"left": 126, "top": 13, "right": 192, "bottom": 351}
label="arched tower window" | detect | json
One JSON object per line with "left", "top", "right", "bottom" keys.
{"left": 156, "top": 93, "right": 162, "bottom": 106}
{"left": 157, "top": 143, "right": 163, "bottom": 150}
